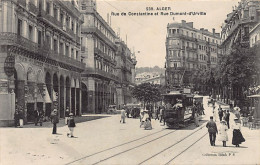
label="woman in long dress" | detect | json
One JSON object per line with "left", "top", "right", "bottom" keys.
{"left": 218, "top": 120, "right": 228, "bottom": 147}
{"left": 232, "top": 118, "right": 245, "bottom": 147}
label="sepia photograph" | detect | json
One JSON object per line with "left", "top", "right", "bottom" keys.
{"left": 0, "top": 0, "right": 260, "bottom": 164}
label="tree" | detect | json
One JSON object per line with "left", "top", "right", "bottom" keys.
{"left": 131, "top": 83, "right": 162, "bottom": 108}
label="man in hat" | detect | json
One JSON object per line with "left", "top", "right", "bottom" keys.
{"left": 206, "top": 116, "right": 218, "bottom": 146}
{"left": 51, "top": 109, "right": 59, "bottom": 134}
{"left": 224, "top": 110, "right": 230, "bottom": 129}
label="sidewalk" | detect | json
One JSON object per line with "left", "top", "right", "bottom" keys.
{"left": 177, "top": 96, "right": 260, "bottom": 164}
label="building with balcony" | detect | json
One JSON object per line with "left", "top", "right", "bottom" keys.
{"left": 250, "top": 23, "right": 260, "bottom": 47}
{"left": 136, "top": 74, "right": 165, "bottom": 86}
{"left": 0, "top": 0, "right": 84, "bottom": 126}
{"left": 115, "top": 39, "right": 137, "bottom": 108}
{"left": 165, "top": 20, "right": 220, "bottom": 91}
{"left": 79, "top": 0, "right": 120, "bottom": 113}
{"left": 220, "top": 0, "right": 260, "bottom": 54}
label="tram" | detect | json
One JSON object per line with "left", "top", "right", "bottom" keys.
{"left": 162, "top": 90, "right": 194, "bottom": 128}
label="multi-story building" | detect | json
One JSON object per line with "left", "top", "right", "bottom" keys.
{"left": 80, "top": 0, "right": 118, "bottom": 114}
{"left": 115, "top": 39, "right": 137, "bottom": 107}
{"left": 165, "top": 20, "right": 220, "bottom": 91}
{"left": 220, "top": 0, "right": 260, "bottom": 55}
{"left": 79, "top": 0, "right": 137, "bottom": 112}
{"left": 219, "top": 0, "right": 260, "bottom": 104}
{"left": 0, "top": 0, "right": 84, "bottom": 126}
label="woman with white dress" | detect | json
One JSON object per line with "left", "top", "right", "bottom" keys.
{"left": 218, "top": 120, "right": 228, "bottom": 147}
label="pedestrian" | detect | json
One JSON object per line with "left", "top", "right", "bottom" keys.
{"left": 248, "top": 116, "right": 253, "bottom": 129}
{"left": 67, "top": 113, "right": 76, "bottom": 138}
{"left": 155, "top": 106, "right": 160, "bottom": 120}
{"left": 34, "top": 109, "right": 39, "bottom": 126}
{"left": 38, "top": 110, "right": 44, "bottom": 126}
{"left": 65, "top": 107, "right": 70, "bottom": 125}
{"left": 14, "top": 110, "right": 19, "bottom": 127}
{"left": 218, "top": 120, "right": 228, "bottom": 147}
{"left": 232, "top": 118, "right": 245, "bottom": 147}
{"left": 141, "top": 110, "right": 150, "bottom": 128}
{"left": 120, "top": 108, "right": 126, "bottom": 123}
{"left": 19, "top": 109, "right": 24, "bottom": 128}
{"left": 218, "top": 105, "right": 223, "bottom": 121}
{"left": 234, "top": 107, "right": 241, "bottom": 123}
{"left": 51, "top": 109, "right": 59, "bottom": 134}
{"left": 144, "top": 117, "right": 152, "bottom": 130}
{"left": 159, "top": 107, "right": 164, "bottom": 123}
{"left": 194, "top": 112, "right": 199, "bottom": 127}
{"left": 206, "top": 116, "right": 218, "bottom": 146}
{"left": 224, "top": 110, "right": 230, "bottom": 129}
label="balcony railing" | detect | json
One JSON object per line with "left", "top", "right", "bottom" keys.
{"left": 38, "top": 9, "right": 62, "bottom": 29}
{"left": 0, "top": 32, "right": 84, "bottom": 70}
{"left": 85, "top": 68, "right": 119, "bottom": 81}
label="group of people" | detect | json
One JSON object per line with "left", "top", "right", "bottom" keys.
{"left": 206, "top": 104, "right": 245, "bottom": 147}
{"left": 51, "top": 107, "right": 76, "bottom": 138}
{"left": 33, "top": 109, "right": 44, "bottom": 126}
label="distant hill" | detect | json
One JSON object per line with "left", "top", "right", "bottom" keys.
{"left": 136, "top": 66, "right": 165, "bottom": 75}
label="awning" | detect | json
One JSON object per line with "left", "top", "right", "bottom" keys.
{"left": 36, "top": 86, "right": 44, "bottom": 102}
{"left": 43, "top": 86, "right": 52, "bottom": 103}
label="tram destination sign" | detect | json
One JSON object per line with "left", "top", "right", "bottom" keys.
{"left": 4, "top": 53, "right": 15, "bottom": 77}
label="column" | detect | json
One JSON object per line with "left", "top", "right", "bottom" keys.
{"left": 74, "top": 21, "right": 77, "bottom": 34}
{"left": 50, "top": 1, "right": 54, "bottom": 16}
{"left": 23, "top": 20, "right": 28, "bottom": 39}
{"left": 33, "top": 26, "right": 37, "bottom": 43}
{"left": 57, "top": 7, "right": 60, "bottom": 22}
{"left": 79, "top": 88, "right": 82, "bottom": 115}
{"left": 74, "top": 87, "right": 76, "bottom": 115}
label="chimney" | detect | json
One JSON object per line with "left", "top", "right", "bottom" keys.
{"left": 212, "top": 28, "right": 215, "bottom": 35}
{"left": 181, "top": 20, "right": 186, "bottom": 25}
{"left": 200, "top": 28, "right": 204, "bottom": 31}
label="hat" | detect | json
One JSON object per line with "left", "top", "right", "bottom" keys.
{"left": 69, "top": 113, "right": 73, "bottom": 116}
{"left": 144, "top": 110, "right": 149, "bottom": 112}
{"left": 53, "top": 109, "right": 57, "bottom": 112}
{"left": 234, "top": 107, "right": 240, "bottom": 111}
{"left": 234, "top": 117, "right": 239, "bottom": 120}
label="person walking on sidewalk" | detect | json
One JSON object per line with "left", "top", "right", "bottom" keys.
{"left": 224, "top": 110, "right": 230, "bottom": 129}
{"left": 206, "top": 116, "right": 218, "bottom": 146}
{"left": 51, "top": 109, "right": 59, "bottom": 134}
{"left": 120, "top": 108, "right": 126, "bottom": 123}
{"left": 65, "top": 107, "right": 70, "bottom": 125}
{"left": 234, "top": 107, "right": 241, "bottom": 123}
{"left": 218, "top": 120, "right": 228, "bottom": 147}
{"left": 67, "top": 113, "right": 76, "bottom": 138}
{"left": 38, "top": 110, "right": 44, "bottom": 126}
{"left": 218, "top": 105, "right": 223, "bottom": 121}
{"left": 14, "top": 110, "right": 19, "bottom": 128}
{"left": 18, "top": 109, "right": 24, "bottom": 128}
{"left": 34, "top": 109, "right": 39, "bottom": 126}
{"left": 232, "top": 118, "right": 245, "bottom": 147}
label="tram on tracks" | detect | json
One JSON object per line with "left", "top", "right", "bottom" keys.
{"left": 162, "top": 89, "right": 195, "bottom": 128}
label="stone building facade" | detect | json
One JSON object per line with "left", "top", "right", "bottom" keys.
{"left": 115, "top": 39, "right": 137, "bottom": 108}
{"left": 0, "top": 0, "right": 84, "bottom": 126}
{"left": 79, "top": 0, "right": 136, "bottom": 113}
{"left": 165, "top": 20, "right": 220, "bottom": 91}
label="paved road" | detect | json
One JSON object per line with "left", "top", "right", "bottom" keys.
{"left": 0, "top": 96, "right": 259, "bottom": 165}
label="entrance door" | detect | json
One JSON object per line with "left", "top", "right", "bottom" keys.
{"left": 27, "top": 103, "right": 34, "bottom": 122}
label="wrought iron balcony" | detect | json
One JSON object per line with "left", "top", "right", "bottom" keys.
{"left": 0, "top": 32, "right": 85, "bottom": 70}
{"left": 84, "top": 68, "right": 119, "bottom": 82}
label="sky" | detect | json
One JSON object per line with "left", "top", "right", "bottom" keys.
{"left": 96, "top": 0, "right": 240, "bottom": 68}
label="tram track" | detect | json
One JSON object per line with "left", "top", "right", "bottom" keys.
{"left": 65, "top": 128, "right": 167, "bottom": 165}
{"left": 137, "top": 124, "right": 206, "bottom": 165}
{"left": 66, "top": 121, "right": 206, "bottom": 165}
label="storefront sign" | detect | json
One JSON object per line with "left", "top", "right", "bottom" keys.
{"left": 4, "top": 53, "right": 15, "bottom": 77}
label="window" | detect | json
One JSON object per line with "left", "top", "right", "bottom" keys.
{"left": 60, "top": 13, "right": 64, "bottom": 25}
{"left": 17, "top": 19, "right": 22, "bottom": 36}
{"left": 66, "top": 45, "right": 69, "bottom": 56}
{"left": 59, "top": 42, "right": 64, "bottom": 55}
{"left": 71, "top": 21, "right": 74, "bottom": 32}
{"left": 38, "top": 30, "right": 42, "bottom": 45}
{"left": 71, "top": 48, "right": 74, "bottom": 58}
{"left": 28, "top": 25, "right": 33, "bottom": 41}
{"left": 53, "top": 39, "right": 58, "bottom": 52}
{"left": 46, "top": 1, "right": 50, "bottom": 14}
{"left": 54, "top": 7, "right": 58, "bottom": 20}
